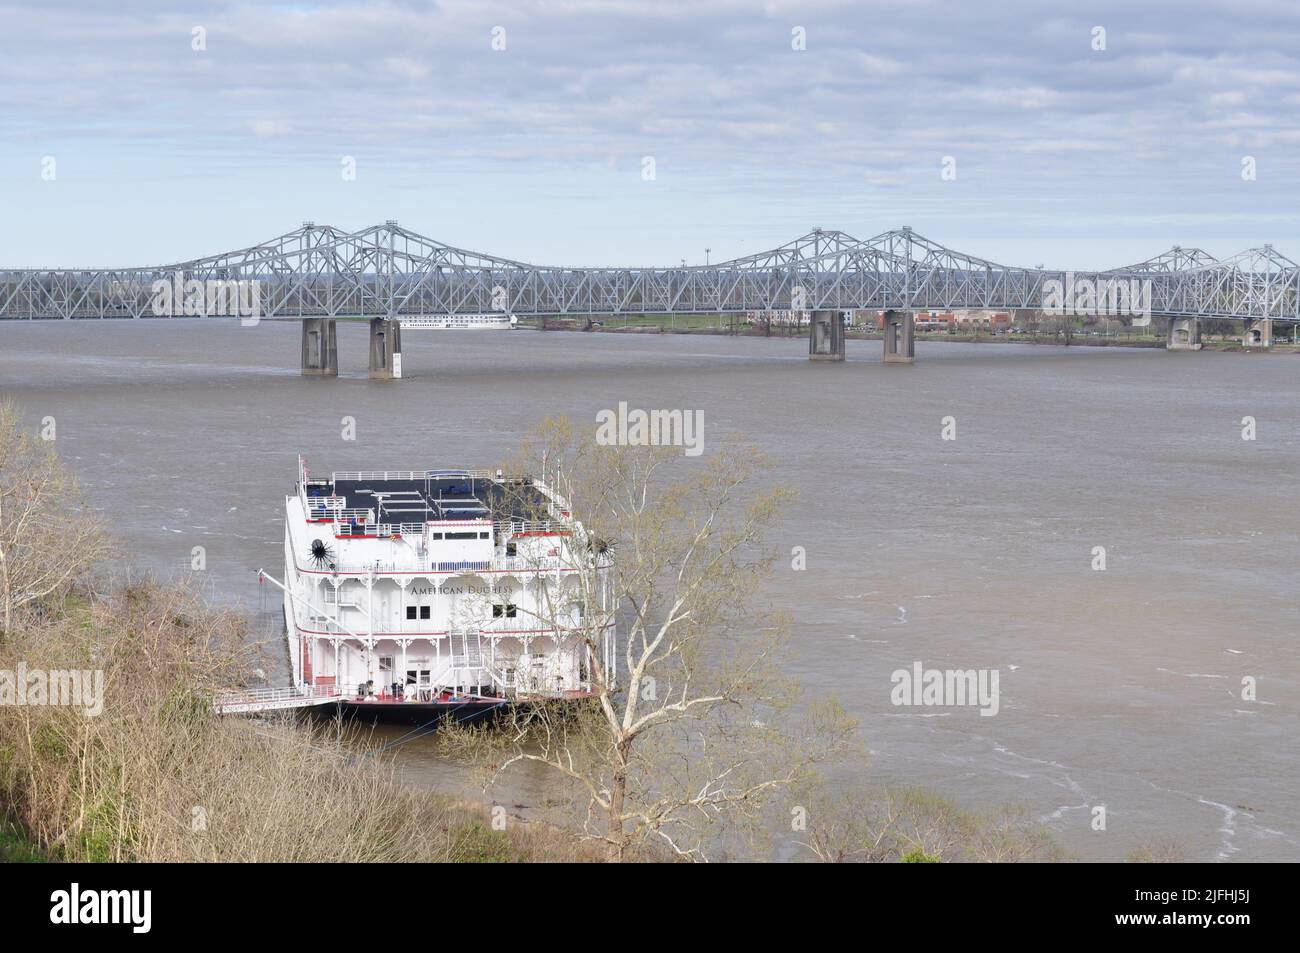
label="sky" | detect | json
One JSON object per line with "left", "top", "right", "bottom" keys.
{"left": 2, "top": 0, "right": 1299, "bottom": 269}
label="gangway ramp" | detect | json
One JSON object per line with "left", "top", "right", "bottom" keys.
{"left": 215, "top": 685, "right": 341, "bottom": 715}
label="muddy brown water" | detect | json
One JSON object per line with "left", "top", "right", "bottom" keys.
{"left": 2, "top": 319, "right": 1296, "bottom": 861}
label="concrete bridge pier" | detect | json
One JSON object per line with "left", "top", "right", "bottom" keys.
{"left": 1166, "top": 316, "right": 1203, "bottom": 351}
{"left": 808, "top": 309, "right": 845, "bottom": 361}
{"left": 883, "top": 309, "right": 915, "bottom": 364}
{"left": 301, "top": 317, "right": 338, "bottom": 376}
{"left": 1244, "top": 318, "right": 1273, "bottom": 347}
{"left": 369, "top": 317, "right": 403, "bottom": 379}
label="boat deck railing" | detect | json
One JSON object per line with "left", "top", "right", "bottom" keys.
{"left": 214, "top": 684, "right": 342, "bottom": 715}
{"left": 306, "top": 513, "right": 566, "bottom": 548}
{"left": 329, "top": 468, "right": 500, "bottom": 483}
{"left": 335, "top": 520, "right": 431, "bottom": 539}
{"left": 495, "top": 519, "right": 565, "bottom": 535}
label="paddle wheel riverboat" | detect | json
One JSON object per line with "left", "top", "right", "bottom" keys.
{"left": 261, "top": 457, "right": 615, "bottom": 722}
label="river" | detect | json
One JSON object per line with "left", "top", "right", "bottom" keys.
{"left": 1, "top": 318, "right": 1296, "bottom": 862}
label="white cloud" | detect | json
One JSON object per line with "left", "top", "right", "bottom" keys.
{"left": 250, "top": 118, "right": 293, "bottom": 137}
{"left": 2, "top": 0, "right": 1299, "bottom": 264}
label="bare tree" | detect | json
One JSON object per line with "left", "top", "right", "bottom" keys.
{"left": 1054, "top": 312, "right": 1076, "bottom": 345}
{"left": 796, "top": 786, "right": 1067, "bottom": 863}
{"left": 447, "top": 417, "right": 853, "bottom": 861}
{"left": 0, "top": 401, "right": 109, "bottom": 638}
{"left": 1126, "top": 837, "right": 1187, "bottom": 863}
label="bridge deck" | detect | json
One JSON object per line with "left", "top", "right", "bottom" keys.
{"left": 2, "top": 223, "right": 1297, "bottom": 322}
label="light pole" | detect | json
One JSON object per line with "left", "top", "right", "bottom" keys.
{"left": 705, "top": 249, "right": 713, "bottom": 325}
{"left": 677, "top": 259, "right": 687, "bottom": 330}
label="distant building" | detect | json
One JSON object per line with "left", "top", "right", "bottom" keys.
{"left": 744, "top": 309, "right": 807, "bottom": 327}
{"left": 869, "top": 309, "right": 1010, "bottom": 331}
{"left": 749, "top": 308, "right": 1012, "bottom": 331}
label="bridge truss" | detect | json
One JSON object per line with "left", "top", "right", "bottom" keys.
{"left": 1, "top": 222, "right": 1296, "bottom": 323}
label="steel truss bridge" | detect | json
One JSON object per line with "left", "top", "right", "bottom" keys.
{"left": 1, "top": 221, "right": 1297, "bottom": 323}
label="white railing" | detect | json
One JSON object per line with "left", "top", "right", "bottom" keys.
{"left": 433, "top": 560, "right": 492, "bottom": 572}
{"left": 308, "top": 504, "right": 371, "bottom": 523}
{"left": 495, "top": 519, "right": 565, "bottom": 535}
{"left": 488, "top": 555, "right": 536, "bottom": 573}
{"left": 335, "top": 520, "right": 428, "bottom": 539}
{"left": 214, "top": 684, "right": 342, "bottom": 714}
{"left": 330, "top": 468, "right": 499, "bottom": 483}
{"left": 304, "top": 497, "right": 347, "bottom": 520}
{"left": 311, "top": 507, "right": 495, "bottom": 542}
{"left": 531, "top": 479, "right": 572, "bottom": 516}
{"left": 450, "top": 649, "right": 482, "bottom": 667}
{"left": 299, "top": 556, "right": 573, "bottom": 577}
{"left": 302, "top": 478, "right": 572, "bottom": 535}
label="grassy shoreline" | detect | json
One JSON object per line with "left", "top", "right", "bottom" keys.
{"left": 0, "top": 580, "right": 1066, "bottom": 863}
{"left": 0, "top": 809, "right": 45, "bottom": 862}
{"left": 0, "top": 581, "right": 610, "bottom": 863}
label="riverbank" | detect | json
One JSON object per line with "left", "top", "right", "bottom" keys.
{"left": 512, "top": 316, "right": 1297, "bottom": 352}
{"left": 0, "top": 571, "right": 1068, "bottom": 864}
{"left": 0, "top": 580, "right": 614, "bottom": 862}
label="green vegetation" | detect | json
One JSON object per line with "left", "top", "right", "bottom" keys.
{"left": 0, "top": 809, "right": 44, "bottom": 862}
{"left": 1126, "top": 838, "right": 1187, "bottom": 863}
{"left": 443, "top": 418, "right": 853, "bottom": 862}
{"left": 0, "top": 399, "right": 607, "bottom": 863}
{"left": 0, "top": 577, "right": 612, "bottom": 862}
{"left": 524, "top": 312, "right": 737, "bottom": 332}
{"left": 796, "top": 786, "right": 1070, "bottom": 864}
{"left": 902, "top": 848, "right": 941, "bottom": 863}
{"left": 604, "top": 312, "right": 728, "bottom": 329}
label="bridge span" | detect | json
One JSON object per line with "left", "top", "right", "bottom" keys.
{"left": 3, "top": 221, "right": 1296, "bottom": 376}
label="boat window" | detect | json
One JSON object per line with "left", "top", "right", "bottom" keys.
{"left": 406, "top": 606, "right": 417, "bottom": 620}
{"left": 420, "top": 606, "right": 431, "bottom": 620}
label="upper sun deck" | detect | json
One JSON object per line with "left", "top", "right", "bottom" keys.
{"left": 298, "top": 460, "right": 563, "bottom": 528}
{"left": 314, "top": 471, "right": 548, "bottom": 525}
{"left": 286, "top": 459, "right": 575, "bottom": 575}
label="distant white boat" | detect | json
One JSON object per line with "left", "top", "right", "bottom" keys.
{"left": 398, "top": 314, "right": 514, "bottom": 330}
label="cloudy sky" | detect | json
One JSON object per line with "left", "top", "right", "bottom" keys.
{"left": 2, "top": 0, "right": 1298, "bottom": 268}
